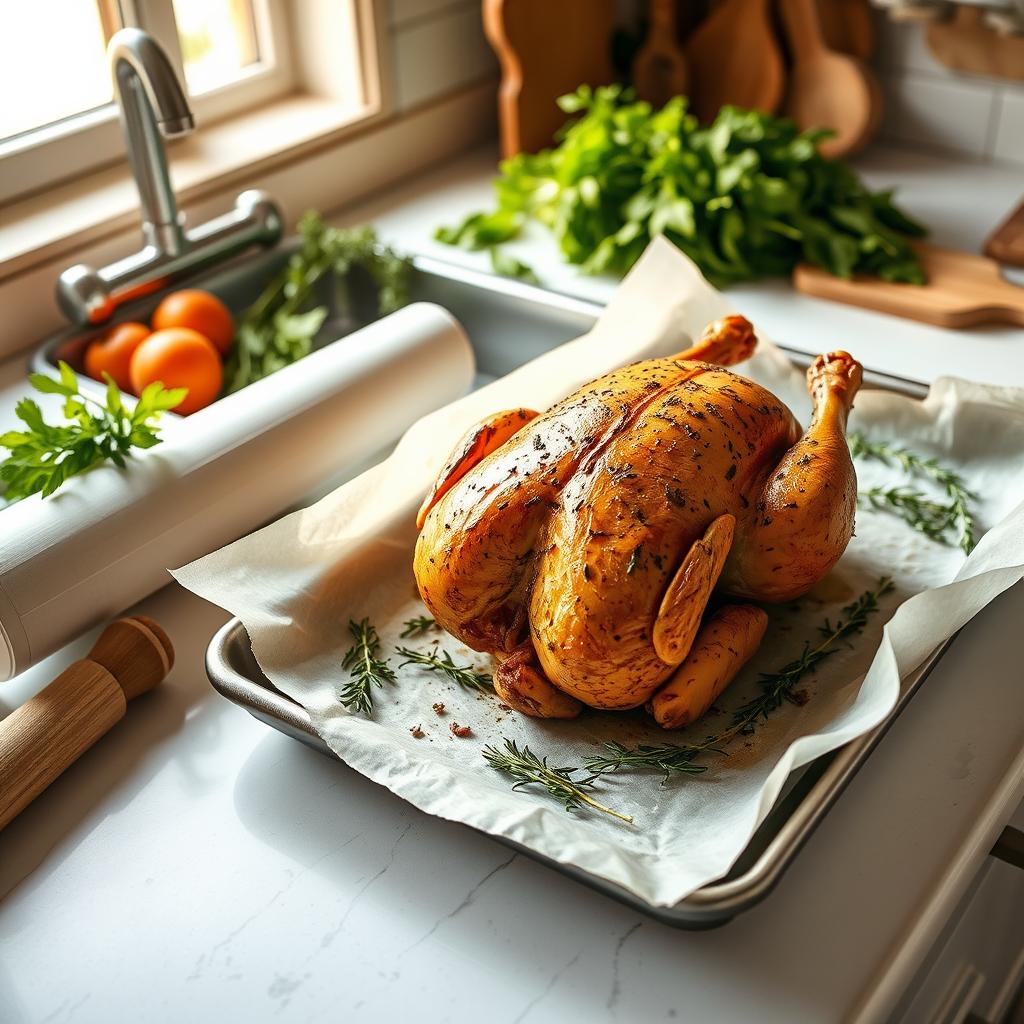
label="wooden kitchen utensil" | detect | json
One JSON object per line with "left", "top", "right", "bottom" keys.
{"left": 779, "top": 0, "right": 879, "bottom": 158}
{"left": 817, "top": 0, "right": 875, "bottom": 60}
{"left": 634, "top": 0, "right": 689, "bottom": 106}
{"left": 685, "top": 0, "right": 785, "bottom": 122}
{"left": 483, "top": 0, "right": 616, "bottom": 157}
{"left": 986, "top": 199, "right": 1024, "bottom": 268}
{"left": 926, "top": 5, "right": 1024, "bottom": 82}
{"left": 793, "top": 244, "right": 1024, "bottom": 328}
{"left": 0, "top": 616, "right": 173, "bottom": 831}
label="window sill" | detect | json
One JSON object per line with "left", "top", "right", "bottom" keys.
{"left": 0, "top": 78, "right": 497, "bottom": 361}
{"left": 1, "top": 91, "right": 386, "bottom": 279}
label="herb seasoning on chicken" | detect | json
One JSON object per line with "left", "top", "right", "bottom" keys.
{"left": 413, "top": 317, "right": 862, "bottom": 728}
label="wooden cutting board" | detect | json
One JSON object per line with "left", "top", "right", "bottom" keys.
{"left": 793, "top": 244, "right": 1024, "bottom": 328}
{"left": 483, "top": 0, "right": 616, "bottom": 157}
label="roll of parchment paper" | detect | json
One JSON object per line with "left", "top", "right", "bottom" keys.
{"left": 0, "top": 302, "right": 474, "bottom": 679}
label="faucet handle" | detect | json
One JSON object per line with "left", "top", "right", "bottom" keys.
{"left": 56, "top": 190, "right": 284, "bottom": 325}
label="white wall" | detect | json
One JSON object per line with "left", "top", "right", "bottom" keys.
{"left": 387, "top": 0, "right": 498, "bottom": 111}
{"left": 873, "top": 12, "right": 1024, "bottom": 166}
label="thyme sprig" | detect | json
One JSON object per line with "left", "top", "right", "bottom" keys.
{"left": 395, "top": 646, "right": 493, "bottom": 692}
{"left": 483, "top": 739, "right": 633, "bottom": 823}
{"left": 339, "top": 618, "right": 396, "bottom": 714}
{"left": 586, "top": 578, "right": 894, "bottom": 778}
{"left": 849, "top": 433, "right": 977, "bottom": 554}
{"left": 400, "top": 615, "right": 436, "bottom": 638}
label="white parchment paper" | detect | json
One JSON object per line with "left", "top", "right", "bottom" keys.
{"left": 173, "top": 239, "right": 1024, "bottom": 907}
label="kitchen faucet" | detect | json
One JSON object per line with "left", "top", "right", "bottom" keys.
{"left": 57, "top": 27, "right": 282, "bottom": 325}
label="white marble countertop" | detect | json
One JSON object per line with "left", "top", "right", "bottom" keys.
{"left": 1, "top": 143, "right": 1023, "bottom": 1024}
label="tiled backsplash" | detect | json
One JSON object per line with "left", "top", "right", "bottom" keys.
{"left": 873, "top": 11, "right": 1024, "bottom": 166}
{"left": 387, "top": 0, "right": 498, "bottom": 112}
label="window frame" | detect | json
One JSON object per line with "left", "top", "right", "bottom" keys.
{"left": 0, "top": 0, "right": 378, "bottom": 206}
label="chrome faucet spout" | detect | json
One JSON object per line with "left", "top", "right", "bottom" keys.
{"left": 56, "top": 28, "right": 282, "bottom": 325}
{"left": 109, "top": 28, "right": 194, "bottom": 251}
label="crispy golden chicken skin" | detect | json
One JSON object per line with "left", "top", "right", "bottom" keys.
{"left": 413, "top": 316, "right": 861, "bottom": 724}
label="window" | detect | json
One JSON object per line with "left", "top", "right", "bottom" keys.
{"left": 0, "top": 0, "right": 333, "bottom": 204}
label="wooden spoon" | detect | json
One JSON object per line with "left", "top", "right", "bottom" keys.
{"left": 817, "top": 0, "right": 875, "bottom": 60}
{"left": 634, "top": 0, "right": 689, "bottom": 106}
{"left": 685, "top": 0, "right": 784, "bottom": 123}
{"left": 0, "top": 617, "right": 173, "bottom": 831}
{"left": 779, "top": 0, "right": 878, "bottom": 158}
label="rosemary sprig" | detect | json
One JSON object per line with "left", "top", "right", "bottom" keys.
{"left": 482, "top": 739, "right": 633, "bottom": 824}
{"left": 339, "top": 618, "right": 396, "bottom": 714}
{"left": 849, "top": 433, "right": 977, "bottom": 554}
{"left": 584, "top": 741, "right": 710, "bottom": 781}
{"left": 729, "top": 577, "right": 894, "bottom": 730}
{"left": 586, "top": 578, "right": 894, "bottom": 777}
{"left": 395, "top": 646, "right": 493, "bottom": 692}
{"left": 400, "top": 615, "right": 436, "bottom": 638}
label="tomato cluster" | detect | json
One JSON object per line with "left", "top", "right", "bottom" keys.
{"left": 83, "top": 290, "right": 234, "bottom": 415}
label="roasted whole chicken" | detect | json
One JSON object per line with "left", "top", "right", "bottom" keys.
{"left": 413, "top": 317, "right": 862, "bottom": 728}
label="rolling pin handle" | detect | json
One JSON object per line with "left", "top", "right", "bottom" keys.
{"left": 0, "top": 617, "right": 174, "bottom": 831}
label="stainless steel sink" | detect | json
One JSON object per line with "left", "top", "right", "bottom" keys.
{"left": 33, "top": 240, "right": 923, "bottom": 413}
{"left": 32, "top": 244, "right": 604, "bottom": 413}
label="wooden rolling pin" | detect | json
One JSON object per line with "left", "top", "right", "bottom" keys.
{"left": 0, "top": 616, "right": 173, "bottom": 830}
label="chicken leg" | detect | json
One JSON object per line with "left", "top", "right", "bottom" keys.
{"left": 723, "top": 351, "right": 863, "bottom": 602}
{"left": 675, "top": 315, "right": 757, "bottom": 366}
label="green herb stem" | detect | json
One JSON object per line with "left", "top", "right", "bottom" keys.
{"left": 850, "top": 433, "right": 977, "bottom": 554}
{"left": 339, "top": 618, "right": 396, "bottom": 714}
{"left": 400, "top": 615, "right": 437, "bottom": 638}
{"left": 395, "top": 645, "right": 493, "bottom": 692}
{"left": 483, "top": 739, "right": 633, "bottom": 823}
{"left": 224, "top": 213, "right": 412, "bottom": 394}
{"left": 585, "top": 578, "right": 894, "bottom": 778}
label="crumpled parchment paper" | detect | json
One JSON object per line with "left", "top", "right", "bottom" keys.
{"left": 173, "top": 239, "right": 1024, "bottom": 907}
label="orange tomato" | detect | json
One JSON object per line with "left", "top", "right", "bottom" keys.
{"left": 83, "top": 322, "right": 151, "bottom": 392}
{"left": 129, "top": 328, "right": 222, "bottom": 415}
{"left": 152, "top": 289, "right": 235, "bottom": 355}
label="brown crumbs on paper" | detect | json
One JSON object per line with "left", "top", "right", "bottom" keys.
{"left": 409, "top": 724, "right": 425, "bottom": 738}
{"left": 497, "top": 703, "right": 512, "bottom": 712}
{"left": 432, "top": 702, "right": 446, "bottom": 715}
{"left": 450, "top": 722, "right": 472, "bottom": 738}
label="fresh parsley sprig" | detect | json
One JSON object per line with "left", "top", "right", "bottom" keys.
{"left": 0, "top": 362, "right": 185, "bottom": 502}
{"left": 849, "top": 433, "right": 977, "bottom": 554}
{"left": 586, "top": 578, "right": 894, "bottom": 778}
{"left": 483, "top": 739, "right": 633, "bottom": 823}
{"left": 339, "top": 618, "right": 396, "bottom": 714}
{"left": 395, "top": 646, "right": 493, "bottom": 692}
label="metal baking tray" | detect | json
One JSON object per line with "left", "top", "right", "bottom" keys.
{"left": 203, "top": 253, "right": 943, "bottom": 928}
{"left": 207, "top": 623, "right": 950, "bottom": 930}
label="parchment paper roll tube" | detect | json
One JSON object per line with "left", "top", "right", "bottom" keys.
{"left": 0, "top": 303, "right": 475, "bottom": 679}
